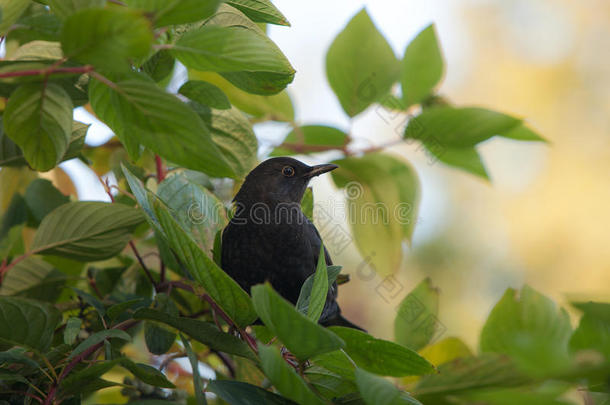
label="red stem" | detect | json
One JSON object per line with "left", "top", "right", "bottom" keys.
{"left": 0, "top": 65, "right": 93, "bottom": 79}
{"left": 155, "top": 155, "right": 165, "bottom": 183}
{"left": 129, "top": 241, "right": 157, "bottom": 290}
{"left": 43, "top": 320, "right": 139, "bottom": 405}
{"left": 158, "top": 280, "right": 258, "bottom": 354}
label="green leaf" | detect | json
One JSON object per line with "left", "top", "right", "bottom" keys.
{"left": 10, "top": 39, "right": 63, "bottom": 60}
{"left": 329, "top": 327, "right": 434, "bottom": 377}
{"left": 306, "top": 367, "right": 358, "bottom": 400}
{"left": 144, "top": 322, "right": 176, "bottom": 355}
{"left": 7, "top": 9, "right": 63, "bottom": 46}
{"left": 122, "top": 165, "right": 160, "bottom": 229}
{"left": 404, "top": 107, "right": 522, "bottom": 147}
{"left": 24, "top": 179, "right": 70, "bottom": 225}
{"left": 480, "top": 285, "right": 572, "bottom": 376}
{"left": 331, "top": 153, "right": 420, "bottom": 275}
{"left": 0, "top": 296, "right": 61, "bottom": 352}
{"left": 0, "top": 0, "right": 30, "bottom": 36}
{"left": 3, "top": 82, "right": 73, "bottom": 171}
{"left": 0, "top": 119, "right": 89, "bottom": 167}
{"left": 63, "top": 121, "right": 89, "bottom": 160}
{"left": 571, "top": 302, "right": 610, "bottom": 323}
{"left": 300, "top": 187, "right": 314, "bottom": 222}
{"left": 64, "top": 317, "right": 82, "bottom": 345}
{"left": 141, "top": 50, "right": 175, "bottom": 83}
{"left": 225, "top": 0, "right": 290, "bottom": 26}
{"left": 0, "top": 224, "right": 24, "bottom": 260}
{"left": 48, "top": 0, "right": 106, "bottom": 20}
{"left": 179, "top": 80, "right": 231, "bottom": 110}
{"left": 312, "top": 349, "right": 356, "bottom": 380}
{"left": 144, "top": 293, "right": 178, "bottom": 355}
{"left": 181, "top": 334, "right": 207, "bottom": 405}
{"left": 73, "top": 287, "right": 105, "bottom": 317}
{"left": 424, "top": 143, "right": 490, "bottom": 180}
{"left": 355, "top": 368, "right": 423, "bottom": 405}
{"left": 208, "top": 380, "right": 297, "bottom": 405}
{"left": 0, "top": 256, "right": 66, "bottom": 302}
{"left": 106, "top": 298, "right": 144, "bottom": 321}
{"left": 153, "top": 201, "right": 257, "bottom": 327}
{"left": 251, "top": 283, "right": 345, "bottom": 361}
{"left": 69, "top": 329, "right": 131, "bottom": 359}
{"left": 30, "top": 201, "right": 144, "bottom": 261}
{"left": 414, "top": 354, "right": 528, "bottom": 399}
{"left": 190, "top": 103, "right": 259, "bottom": 179}
{"left": 418, "top": 337, "right": 472, "bottom": 367}
{"left": 134, "top": 308, "right": 255, "bottom": 360}
{"left": 0, "top": 118, "right": 26, "bottom": 167}
{"left": 157, "top": 171, "right": 228, "bottom": 254}
{"left": 305, "top": 245, "right": 329, "bottom": 322}
{"left": 401, "top": 24, "right": 444, "bottom": 107}
{"left": 89, "top": 77, "right": 235, "bottom": 177}
{"left": 463, "top": 388, "right": 575, "bottom": 405}
{"left": 500, "top": 124, "right": 547, "bottom": 142}
{"left": 61, "top": 8, "right": 153, "bottom": 72}
{"left": 60, "top": 358, "right": 122, "bottom": 394}
{"left": 0, "top": 347, "right": 40, "bottom": 369}
{"left": 570, "top": 302, "right": 610, "bottom": 360}
{"left": 258, "top": 344, "right": 325, "bottom": 405}
{"left": 394, "top": 278, "right": 440, "bottom": 351}
{"left": 219, "top": 63, "right": 293, "bottom": 95}
{"left": 125, "top": 0, "right": 221, "bottom": 26}
{"left": 326, "top": 8, "right": 400, "bottom": 117}
{"left": 172, "top": 25, "right": 294, "bottom": 74}
{"left": 120, "top": 358, "right": 175, "bottom": 388}
{"left": 189, "top": 71, "right": 294, "bottom": 121}
{"left": 271, "top": 125, "right": 348, "bottom": 156}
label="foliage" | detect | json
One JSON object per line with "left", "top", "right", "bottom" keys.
{"left": 0, "top": 1, "right": 606, "bottom": 405}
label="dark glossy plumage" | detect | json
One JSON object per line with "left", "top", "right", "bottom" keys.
{"left": 221, "top": 157, "right": 362, "bottom": 329}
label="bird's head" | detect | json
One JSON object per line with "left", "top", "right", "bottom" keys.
{"left": 233, "top": 157, "right": 338, "bottom": 205}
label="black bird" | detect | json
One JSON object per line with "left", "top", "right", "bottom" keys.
{"left": 221, "top": 157, "right": 363, "bottom": 329}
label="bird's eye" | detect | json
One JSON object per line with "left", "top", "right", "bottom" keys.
{"left": 282, "top": 166, "right": 295, "bottom": 177}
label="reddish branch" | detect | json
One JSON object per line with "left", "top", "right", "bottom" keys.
{"left": 155, "top": 155, "right": 166, "bottom": 183}
{"left": 0, "top": 65, "right": 93, "bottom": 79}
{"left": 43, "top": 320, "right": 139, "bottom": 405}
{"left": 157, "top": 280, "right": 258, "bottom": 354}
{"left": 98, "top": 175, "right": 158, "bottom": 291}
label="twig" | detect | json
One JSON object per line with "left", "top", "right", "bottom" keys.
{"left": 129, "top": 240, "right": 157, "bottom": 290}
{"left": 160, "top": 352, "right": 187, "bottom": 371}
{"left": 155, "top": 155, "right": 166, "bottom": 183}
{"left": 89, "top": 71, "right": 119, "bottom": 90}
{"left": 202, "top": 294, "right": 258, "bottom": 354}
{"left": 97, "top": 174, "right": 158, "bottom": 291}
{"left": 213, "top": 350, "right": 236, "bottom": 378}
{"left": 43, "top": 320, "right": 139, "bottom": 405}
{"left": 5, "top": 391, "right": 42, "bottom": 404}
{"left": 0, "top": 65, "right": 93, "bottom": 79}
{"left": 158, "top": 280, "right": 259, "bottom": 354}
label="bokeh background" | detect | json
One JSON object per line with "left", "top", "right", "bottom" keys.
{"left": 41, "top": 0, "right": 610, "bottom": 347}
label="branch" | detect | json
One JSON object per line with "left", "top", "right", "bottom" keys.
{"left": 0, "top": 65, "right": 93, "bottom": 79}
{"left": 43, "top": 320, "right": 139, "bottom": 405}
{"left": 155, "top": 155, "right": 166, "bottom": 183}
{"left": 158, "top": 280, "right": 258, "bottom": 354}
{"left": 96, "top": 174, "right": 158, "bottom": 291}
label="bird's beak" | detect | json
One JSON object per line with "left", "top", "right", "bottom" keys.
{"left": 304, "top": 163, "right": 339, "bottom": 178}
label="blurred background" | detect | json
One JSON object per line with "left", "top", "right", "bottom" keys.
{"left": 50, "top": 0, "right": 610, "bottom": 347}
